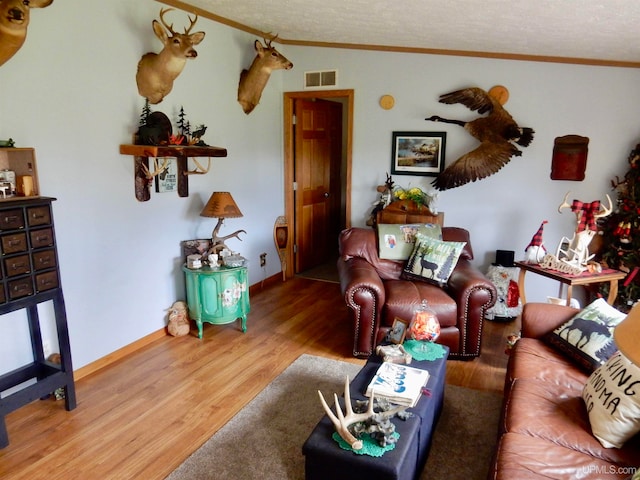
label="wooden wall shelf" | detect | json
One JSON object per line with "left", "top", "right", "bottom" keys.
{"left": 119, "top": 145, "right": 228, "bottom": 202}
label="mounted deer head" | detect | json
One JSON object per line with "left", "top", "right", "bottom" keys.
{"left": 0, "top": 0, "right": 53, "bottom": 67}
{"left": 238, "top": 36, "right": 293, "bottom": 114}
{"left": 136, "top": 8, "right": 205, "bottom": 104}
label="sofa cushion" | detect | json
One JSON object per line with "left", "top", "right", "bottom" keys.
{"left": 507, "top": 338, "right": 588, "bottom": 392}
{"left": 402, "top": 233, "right": 466, "bottom": 286}
{"left": 383, "top": 279, "right": 457, "bottom": 328}
{"left": 377, "top": 223, "right": 441, "bottom": 260}
{"left": 505, "top": 378, "right": 640, "bottom": 466}
{"left": 582, "top": 351, "right": 640, "bottom": 449}
{"left": 493, "top": 432, "right": 631, "bottom": 480}
{"left": 545, "top": 298, "right": 626, "bottom": 372}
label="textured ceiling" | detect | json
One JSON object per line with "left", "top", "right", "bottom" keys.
{"left": 167, "top": 0, "right": 640, "bottom": 66}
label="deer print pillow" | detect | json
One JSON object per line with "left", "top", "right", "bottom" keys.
{"left": 401, "top": 233, "right": 466, "bottom": 286}
{"left": 545, "top": 298, "right": 626, "bottom": 372}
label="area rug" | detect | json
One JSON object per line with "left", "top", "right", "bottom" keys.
{"left": 166, "top": 354, "right": 502, "bottom": 480}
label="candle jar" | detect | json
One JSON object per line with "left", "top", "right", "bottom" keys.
{"left": 409, "top": 300, "right": 440, "bottom": 350}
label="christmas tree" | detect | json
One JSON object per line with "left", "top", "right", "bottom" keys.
{"left": 598, "top": 143, "right": 640, "bottom": 312}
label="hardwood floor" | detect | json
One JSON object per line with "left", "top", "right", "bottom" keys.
{"left": 0, "top": 277, "right": 518, "bottom": 479}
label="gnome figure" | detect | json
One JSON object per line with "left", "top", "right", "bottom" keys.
{"left": 524, "top": 221, "right": 548, "bottom": 264}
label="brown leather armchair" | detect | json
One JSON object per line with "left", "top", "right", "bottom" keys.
{"left": 337, "top": 227, "right": 497, "bottom": 359}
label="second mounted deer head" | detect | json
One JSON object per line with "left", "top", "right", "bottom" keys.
{"left": 136, "top": 8, "right": 205, "bottom": 104}
{"left": 238, "top": 36, "right": 293, "bottom": 114}
{"left": 0, "top": 0, "right": 53, "bottom": 67}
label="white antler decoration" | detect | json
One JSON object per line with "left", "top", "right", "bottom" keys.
{"left": 140, "top": 157, "right": 170, "bottom": 182}
{"left": 317, "top": 377, "right": 406, "bottom": 450}
{"left": 555, "top": 191, "right": 613, "bottom": 272}
{"left": 184, "top": 157, "right": 211, "bottom": 175}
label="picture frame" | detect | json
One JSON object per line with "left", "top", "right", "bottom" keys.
{"left": 391, "top": 131, "right": 446, "bottom": 176}
{"left": 181, "top": 239, "right": 212, "bottom": 260}
{"left": 388, "top": 317, "right": 410, "bottom": 344}
{"left": 155, "top": 158, "right": 178, "bottom": 193}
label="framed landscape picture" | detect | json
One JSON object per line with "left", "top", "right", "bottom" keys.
{"left": 391, "top": 131, "right": 446, "bottom": 176}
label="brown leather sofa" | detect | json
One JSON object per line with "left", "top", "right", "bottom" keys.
{"left": 337, "top": 227, "right": 496, "bottom": 358}
{"left": 490, "top": 302, "right": 640, "bottom": 479}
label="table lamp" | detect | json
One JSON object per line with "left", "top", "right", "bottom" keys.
{"left": 614, "top": 303, "right": 640, "bottom": 366}
{"left": 200, "top": 192, "right": 246, "bottom": 253}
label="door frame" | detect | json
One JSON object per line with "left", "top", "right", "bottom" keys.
{"left": 283, "top": 89, "right": 354, "bottom": 279}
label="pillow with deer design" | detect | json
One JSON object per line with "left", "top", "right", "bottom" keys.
{"left": 401, "top": 233, "right": 466, "bottom": 286}
{"left": 545, "top": 298, "right": 626, "bottom": 372}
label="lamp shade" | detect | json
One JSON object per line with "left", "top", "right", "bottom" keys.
{"left": 614, "top": 303, "right": 640, "bottom": 366}
{"left": 200, "top": 192, "right": 243, "bottom": 218}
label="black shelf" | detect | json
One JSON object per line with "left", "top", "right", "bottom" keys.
{"left": 0, "top": 198, "right": 75, "bottom": 449}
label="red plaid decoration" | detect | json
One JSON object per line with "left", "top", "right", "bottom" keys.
{"left": 525, "top": 220, "right": 548, "bottom": 251}
{"left": 571, "top": 200, "right": 600, "bottom": 232}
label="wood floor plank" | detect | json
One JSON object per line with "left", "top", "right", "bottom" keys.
{"left": 0, "top": 277, "right": 513, "bottom": 479}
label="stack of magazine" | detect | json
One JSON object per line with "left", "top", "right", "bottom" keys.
{"left": 365, "top": 362, "right": 430, "bottom": 407}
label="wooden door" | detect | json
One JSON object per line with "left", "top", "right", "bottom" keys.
{"left": 294, "top": 98, "right": 343, "bottom": 272}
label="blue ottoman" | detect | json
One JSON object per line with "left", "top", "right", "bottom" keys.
{"left": 302, "top": 348, "right": 448, "bottom": 480}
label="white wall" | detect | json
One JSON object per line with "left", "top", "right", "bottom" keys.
{"left": 283, "top": 47, "right": 640, "bottom": 305}
{"left": 0, "top": 0, "right": 287, "bottom": 371}
{"left": 1, "top": 1, "right": 639, "bottom": 374}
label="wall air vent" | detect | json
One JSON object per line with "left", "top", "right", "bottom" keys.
{"left": 304, "top": 70, "right": 338, "bottom": 89}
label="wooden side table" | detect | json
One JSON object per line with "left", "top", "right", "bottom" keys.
{"left": 183, "top": 265, "right": 250, "bottom": 338}
{"left": 515, "top": 261, "right": 626, "bottom": 307}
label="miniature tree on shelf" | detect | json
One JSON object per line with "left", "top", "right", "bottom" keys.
{"left": 177, "top": 106, "right": 191, "bottom": 138}
{"left": 598, "top": 143, "right": 640, "bottom": 312}
{"left": 139, "top": 99, "right": 152, "bottom": 126}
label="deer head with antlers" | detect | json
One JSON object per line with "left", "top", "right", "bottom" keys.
{"left": 238, "top": 36, "right": 293, "bottom": 114}
{"left": 136, "top": 8, "right": 205, "bottom": 104}
{"left": 0, "top": 0, "right": 53, "bottom": 67}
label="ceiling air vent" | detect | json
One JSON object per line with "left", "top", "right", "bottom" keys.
{"left": 304, "top": 70, "right": 338, "bottom": 89}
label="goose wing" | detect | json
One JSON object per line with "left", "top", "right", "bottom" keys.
{"left": 432, "top": 140, "right": 519, "bottom": 191}
{"left": 438, "top": 87, "right": 497, "bottom": 115}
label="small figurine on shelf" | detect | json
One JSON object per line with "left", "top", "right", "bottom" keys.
{"left": 207, "top": 253, "right": 219, "bottom": 268}
{"left": 408, "top": 300, "right": 440, "bottom": 352}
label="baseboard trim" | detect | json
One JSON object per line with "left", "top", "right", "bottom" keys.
{"left": 74, "top": 273, "right": 285, "bottom": 381}
{"left": 73, "top": 328, "right": 168, "bottom": 381}
{"left": 249, "top": 272, "right": 284, "bottom": 295}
